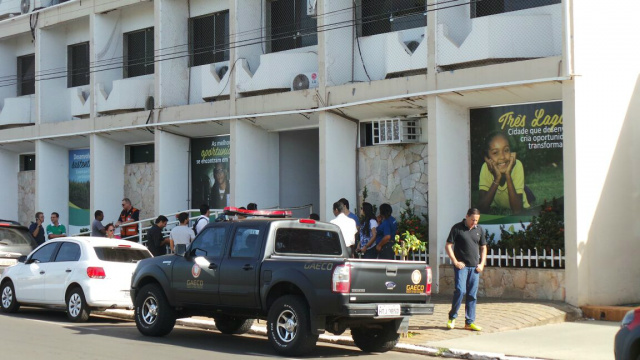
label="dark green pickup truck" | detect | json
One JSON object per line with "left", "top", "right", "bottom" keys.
{"left": 130, "top": 217, "right": 434, "bottom": 356}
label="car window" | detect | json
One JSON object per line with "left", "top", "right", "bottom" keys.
{"left": 191, "top": 227, "right": 226, "bottom": 257}
{"left": 93, "top": 247, "right": 151, "bottom": 263}
{"left": 55, "top": 242, "right": 81, "bottom": 262}
{"left": 0, "top": 227, "right": 36, "bottom": 247}
{"left": 30, "top": 243, "right": 59, "bottom": 263}
{"left": 275, "top": 228, "right": 342, "bottom": 255}
{"left": 231, "top": 227, "right": 261, "bottom": 258}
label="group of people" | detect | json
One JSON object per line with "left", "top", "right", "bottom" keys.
{"left": 89, "top": 198, "right": 141, "bottom": 239}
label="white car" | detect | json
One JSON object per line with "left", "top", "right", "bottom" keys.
{"left": 0, "top": 237, "right": 151, "bottom": 322}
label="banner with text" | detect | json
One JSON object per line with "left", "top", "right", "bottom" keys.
{"left": 470, "top": 101, "right": 563, "bottom": 225}
{"left": 69, "top": 149, "right": 90, "bottom": 234}
{"left": 191, "top": 136, "right": 231, "bottom": 210}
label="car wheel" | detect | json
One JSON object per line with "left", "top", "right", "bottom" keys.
{"left": 213, "top": 315, "right": 254, "bottom": 335}
{"left": 135, "top": 283, "right": 176, "bottom": 337}
{"left": 66, "top": 287, "right": 91, "bottom": 322}
{"left": 1, "top": 281, "right": 20, "bottom": 313}
{"left": 267, "top": 295, "right": 318, "bottom": 356}
{"left": 351, "top": 321, "right": 399, "bottom": 353}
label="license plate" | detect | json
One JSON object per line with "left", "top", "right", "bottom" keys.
{"left": 0, "top": 259, "right": 17, "bottom": 267}
{"left": 377, "top": 304, "right": 401, "bottom": 316}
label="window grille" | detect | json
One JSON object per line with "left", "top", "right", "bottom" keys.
{"left": 360, "top": 118, "right": 422, "bottom": 146}
{"left": 189, "top": 11, "right": 230, "bottom": 67}
{"left": 124, "top": 27, "right": 154, "bottom": 78}
{"left": 471, "top": 0, "right": 561, "bottom": 18}
{"left": 68, "top": 42, "right": 90, "bottom": 88}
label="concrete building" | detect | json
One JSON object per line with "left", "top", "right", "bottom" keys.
{"left": 0, "top": 0, "right": 637, "bottom": 307}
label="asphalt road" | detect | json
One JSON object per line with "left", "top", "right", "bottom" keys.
{"left": 0, "top": 308, "right": 435, "bottom": 360}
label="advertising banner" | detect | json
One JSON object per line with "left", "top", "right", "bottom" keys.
{"left": 470, "top": 101, "right": 563, "bottom": 226}
{"left": 68, "top": 149, "right": 90, "bottom": 234}
{"left": 191, "top": 136, "right": 231, "bottom": 210}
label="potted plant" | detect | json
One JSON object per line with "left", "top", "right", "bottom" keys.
{"left": 393, "top": 231, "right": 426, "bottom": 261}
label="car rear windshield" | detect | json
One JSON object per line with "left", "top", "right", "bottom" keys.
{"left": 0, "top": 227, "right": 37, "bottom": 247}
{"left": 275, "top": 228, "right": 342, "bottom": 255}
{"left": 93, "top": 247, "right": 151, "bottom": 263}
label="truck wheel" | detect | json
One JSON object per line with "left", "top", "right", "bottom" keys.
{"left": 267, "top": 295, "right": 318, "bottom": 356}
{"left": 351, "top": 322, "right": 399, "bottom": 353}
{"left": 135, "top": 284, "right": 176, "bottom": 337}
{"left": 213, "top": 315, "right": 254, "bottom": 334}
{"left": 66, "top": 287, "right": 91, "bottom": 322}
{"left": 1, "top": 281, "right": 20, "bottom": 313}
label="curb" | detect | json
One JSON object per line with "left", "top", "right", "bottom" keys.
{"left": 97, "top": 310, "right": 545, "bottom": 360}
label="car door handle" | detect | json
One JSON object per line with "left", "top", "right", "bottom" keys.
{"left": 242, "top": 264, "right": 254, "bottom": 271}
{"left": 208, "top": 263, "right": 218, "bottom": 270}
{"left": 39, "top": 271, "right": 45, "bottom": 275}
{"left": 65, "top": 269, "right": 72, "bottom": 273}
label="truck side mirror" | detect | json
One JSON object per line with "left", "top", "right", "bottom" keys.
{"left": 18, "top": 255, "right": 27, "bottom": 263}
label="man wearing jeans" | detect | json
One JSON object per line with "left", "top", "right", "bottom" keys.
{"left": 445, "top": 208, "right": 487, "bottom": 331}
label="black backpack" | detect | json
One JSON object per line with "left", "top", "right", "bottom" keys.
{"left": 192, "top": 217, "right": 206, "bottom": 235}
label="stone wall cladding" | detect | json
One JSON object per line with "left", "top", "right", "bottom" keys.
{"left": 18, "top": 171, "right": 35, "bottom": 227}
{"left": 358, "top": 144, "right": 428, "bottom": 216}
{"left": 439, "top": 264, "right": 565, "bottom": 301}
{"left": 124, "top": 163, "right": 155, "bottom": 221}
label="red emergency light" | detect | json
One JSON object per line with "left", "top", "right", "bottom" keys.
{"left": 224, "top": 207, "right": 292, "bottom": 218}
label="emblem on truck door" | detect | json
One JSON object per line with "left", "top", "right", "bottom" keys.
{"left": 385, "top": 281, "right": 396, "bottom": 290}
{"left": 192, "top": 264, "right": 201, "bottom": 278}
{"left": 411, "top": 270, "right": 422, "bottom": 285}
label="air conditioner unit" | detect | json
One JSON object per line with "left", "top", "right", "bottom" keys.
{"left": 20, "top": 0, "right": 33, "bottom": 14}
{"left": 217, "top": 65, "right": 228, "bottom": 79}
{"left": 291, "top": 72, "right": 318, "bottom": 91}
{"left": 404, "top": 40, "right": 420, "bottom": 54}
{"left": 371, "top": 118, "right": 422, "bottom": 145}
{"left": 307, "top": 0, "right": 317, "bottom": 16}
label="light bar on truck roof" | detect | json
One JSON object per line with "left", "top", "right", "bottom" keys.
{"left": 223, "top": 207, "right": 292, "bottom": 218}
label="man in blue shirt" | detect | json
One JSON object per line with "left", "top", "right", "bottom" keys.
{"left": 374, "top": 203, "right": 397, "bottom": 260}
{"left": 28, "top": 211, "right": 46, "bottom": 246}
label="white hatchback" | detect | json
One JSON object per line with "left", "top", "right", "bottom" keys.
{"left": 0, "top": 237, "right": 151, "bottom": 322}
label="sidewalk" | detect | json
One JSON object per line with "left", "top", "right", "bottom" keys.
{"left": 99, "top": 294, "right": 607, "bottom": 360}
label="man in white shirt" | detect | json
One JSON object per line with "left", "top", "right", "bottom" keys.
{"left": 194, "top": 204, "right": 210, "bottom": 235}
{"left": 170, "top": 212, "right": 195, "bottom": 253}
{"left": 330, "top": 201, "right": 357, "bottom": 257}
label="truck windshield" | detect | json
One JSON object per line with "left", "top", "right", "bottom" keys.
{"left": 275, "top": 228, "right": 342, "bottom": 255}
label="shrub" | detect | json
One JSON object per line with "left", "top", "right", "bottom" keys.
{"left": 495, "top": 198, "right": 564, "bottom": 251}
{"left": 397, "top": 199, "right": 428, "bottom": 248}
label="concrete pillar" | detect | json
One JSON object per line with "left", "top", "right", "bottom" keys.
{"left": 92, "top": 10, "right": 123, "bottom": 112}
{"left": 0, "top": 148, "right": 19, "bottom": 220}
{"left": 427, "top": 96, "right": 470, "bottom": 293}
{"left": 563, "top": 1, "right": 640, "bottom": 306}
{"left": 37, "top": 27, "right": 66, "bottom": 123}
{"left": 319, "top": 112, "right": 357, "bottom": 222}
{"left": 155, "top": 0, "right": 189, "bottom": 108}
{"left": 230, "top": 119, "right": 279, "bottom": 209}
{"left": 317, "top": 0, "right": 353, "bottom": 87}
{"left": 155, "top": 130, "right": 190, "bottom": 216}
{"left": 36, "top": 141, "right": 69, "bottom": 230}
{"left": 90, "top": 135, "right": 125, "bottom": 225}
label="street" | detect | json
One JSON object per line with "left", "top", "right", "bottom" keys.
{"left": 0, "top": 308, "right": 434, "bottom": 360}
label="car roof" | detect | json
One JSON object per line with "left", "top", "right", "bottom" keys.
{"left": 44, "top": 236, "right": 148, "bottom": 250}
{"left": 0, "top": 221, "right": 30, "bottom": 231}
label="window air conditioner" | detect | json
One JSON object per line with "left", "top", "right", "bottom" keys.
{"left": 372, "top": 118, "right": 422, "bottom": 144}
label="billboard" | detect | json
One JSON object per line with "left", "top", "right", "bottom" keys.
{"left": 191, "top": 136, "right": 231, "bottom": 210}
{"left": 69, "top": 149, "right": 90, "bottom": 234}
{"left": 470, "top": 101, "right": 563, "bottom": 225}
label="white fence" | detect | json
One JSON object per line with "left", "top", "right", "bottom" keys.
{"left": 395, "top": 248, "right": 565, "bottom": 268}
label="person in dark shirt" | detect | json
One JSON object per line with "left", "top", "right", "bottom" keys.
{"left": 28, "top": 212, "right": 46, "bottom": 246}
{"left": 374, "top": 203, "right": 397, "bottom": 260}
{"left": 146, "top": 216, "right": 169, "bottom": 257}
{"left": 445, "top": 208, "right": 487, "bottom": 332}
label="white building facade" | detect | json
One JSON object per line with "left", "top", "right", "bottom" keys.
{"left": 0, "top": 0, "right": 638, "bottom": 307}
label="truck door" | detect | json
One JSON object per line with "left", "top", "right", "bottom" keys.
{"left": 172, "top": 226, "right": 227, "bottom": 306}
{"left": 218, "top": 225, "right": 263, "bottom": 309}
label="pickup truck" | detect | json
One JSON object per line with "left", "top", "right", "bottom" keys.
{"left": 130, "top": 212, "right": 434, "bottom": 356}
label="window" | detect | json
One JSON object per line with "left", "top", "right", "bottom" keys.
{"left": 231, "top": 227, "right": 260, "bottom": 258}
{"left": 17, "top": 54, "right": 35, "bottom": 96}
{"left": 189, "top": 11, "right": 230, "bottom": 67}
{"left": 68, "top": 42, "right": 90, "bottom": 88}
{"left": 472, "top": 0, "right": 560, "bottom": 18}
{"left": 29, "top": 243, "right": 58, "bottom": 263}
{"left": 124, "top": 27, "right": 154, "bottom": 78}
{"left": 360, "top": 0, "right": 426, "bottom": 37}
{"left": 126, "top": 144, "right": 154, "bottom": 164}
{"left": 93, "top": 247, "right": 151, "bottom": 262}
{"left": 191, "top": 227, "right": 226, "bottom": 257}
{"left": 0, "top": 228, "right": 37, "bottom": 247}
{"left": 55, "top": 242, "right": 81, "bottom": 262}
{"left": 269, "top": 0, "right": 317, "bottom": 53}
{"left": 20, "top": 154, "right": 35, "bottom": 171}
{"left": 275, "top": 228, "right": 342, "bottom": 255}
{"left": 359, "top": 118, "right": 421, "bottom": 146}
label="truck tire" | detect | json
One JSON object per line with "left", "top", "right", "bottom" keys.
{"left": 1, "top": 281, "right": 20, "bottom": 313}
{"left": 213, "top": 315, "right": 254, "bottom": 335}
{"left": 135, "top": 284, "right": 176, "bottom": 337}
{"left": 351, "top": 322, "right": 399, "bottom": 353}
{"left": 267, "top": 295, "right": 318, "bottom": 356}
{"left": 66, "top": 287, "right": 91, "bottom": 322}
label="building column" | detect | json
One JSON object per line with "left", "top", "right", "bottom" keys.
{"left": 36, "top": 141, "right": 69, "bottom": 229}
{"left": 0, "top": 148, "right": 19, "bottom": 220}
{"left": 427, "top": 96, "right": 470, "bottom": 293}
{"left": 230, "top": 119, "right": 279, "bottom": 209}
{"left": 319, "top": 112, "right": 357, "bottom": 221}
{"left": 90, "top": 135, "right": 125, "bottom": 225}
{"left": 155, "top": 0, "right": 189, "bottom": 108}
{"left": 155, "top": 130, "right": 190, "bottom": 216}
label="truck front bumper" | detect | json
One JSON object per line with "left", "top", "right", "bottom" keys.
{"left": 342, "top": 303, "right": 435, "bottom": 318}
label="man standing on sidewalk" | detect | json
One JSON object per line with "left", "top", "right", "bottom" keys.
{"left": 445, "top": 208, "right": 487, "bottom": 331}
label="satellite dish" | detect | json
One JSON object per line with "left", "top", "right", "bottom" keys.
{"left": 20, "top": 0, "right": 30, "bottom": 14}
{"left": 217, "top": 65, "right": 228, "bottom": 79}
{"left": 405, "top": 41, "right": 420, "bottom": 54}
{"left": 292, "top": 74, "right": 310, "bottom": 90}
